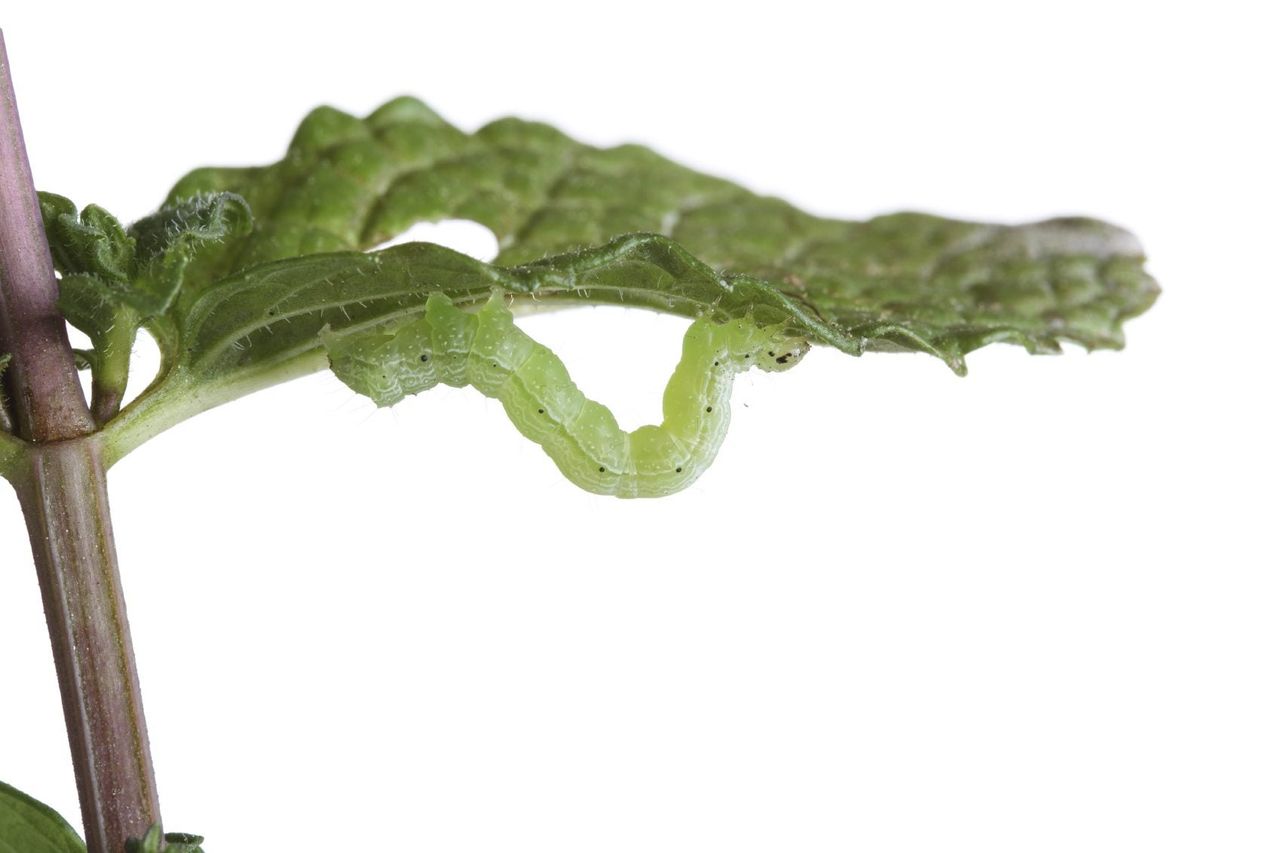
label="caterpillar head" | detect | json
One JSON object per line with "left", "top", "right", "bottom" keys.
{"left": 717, "top": 317, "right": 810, "bottom": 374}
{"left": 754, "top": 334, "right": 809, "bottom": 373}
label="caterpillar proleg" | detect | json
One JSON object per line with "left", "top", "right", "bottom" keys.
{"left": 324, "top": 291, "right": 807, "bottom": 498}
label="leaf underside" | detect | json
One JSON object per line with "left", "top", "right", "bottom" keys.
{"left": 165, "top": 96, "right": 1159, "bottom": 376}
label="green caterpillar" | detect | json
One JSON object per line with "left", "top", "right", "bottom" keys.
{"left": 323, "top": 290, "right": 807, "bottom": 498}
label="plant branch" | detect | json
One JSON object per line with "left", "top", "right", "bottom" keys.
{"left": 0, "top": 31, "right": 93, "bottom": 442}
{"left": 15, "top": 438, "right": 161, "bottom": 853}
{"left": 1, "top": 31, "right": 161, "bottom": 853}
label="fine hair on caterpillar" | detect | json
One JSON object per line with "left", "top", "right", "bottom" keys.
{"left": 324, "top": 289, "right": 808, "bottom": 498}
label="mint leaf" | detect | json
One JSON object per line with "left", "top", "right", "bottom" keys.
{"left": 38, "top": 192, "right": 134, "bottom": 286}
{"left": 0, "top": 780, "right": 86, "bottom": 853}
{"left": 98, "top": 97, "right": 1158, "bottom": 463}
{"left": 40, "top": 190, "right": 251, "bottom": 320}
{"left": 124, "top": 825, "right": 203, "bottom": 853}
{"left": 38, "top": 191, "right": 251, "bottom": 423}
{"left": 160, "top": 833, "right": 205, "bottom": 853}
{"left": 162, "top": 97, "right": 1159, "bottom": 373}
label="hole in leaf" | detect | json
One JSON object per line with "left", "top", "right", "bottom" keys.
{"left": 518, "top": 307, "right": 687, "bottom": 431}
{"left": 367, "top": 219, "right": 499, "bottom": 262}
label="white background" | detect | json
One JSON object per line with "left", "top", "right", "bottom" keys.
{"left": 2, "top": 2, "right": 1277, "bottom": 851}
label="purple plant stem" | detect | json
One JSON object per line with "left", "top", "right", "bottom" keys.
{"left": 1, "top": 30, "right": 161, "bottom": 853}
{"left": 16, "top": 439, "right": 161, "bottom": 853}
{"left": 0, "top": 31, "right": 94, "bottom": 442}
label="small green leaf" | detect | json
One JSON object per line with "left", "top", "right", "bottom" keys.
{"left": 39, "top": 192, "right": 145, "bottom": 422}
{"left": 123, "top": 825, "right": 161, "bottom": 853}
{"left": 0, "top": 780, "right": 86, "bottom": 853}
{"left": 38, "top": 192, "right": 135, "bottom": 286}
{"left": 38, "top": 192, "right": 250, "bottom": 423}
{"left": 40, "top": 191, "right": 250, "bottom": 324}
{"left": 160, "top": 833, "right": 205, "bottom": 852}
{"left": 124, "top": 825, "right": 204, "bottom": 853}
{"left": 0, "top": 355, "right": 22, "bottom": 478}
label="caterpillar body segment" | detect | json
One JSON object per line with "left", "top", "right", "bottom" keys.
{"left": 324, "top": 290, "right": 807, "bottom": 498}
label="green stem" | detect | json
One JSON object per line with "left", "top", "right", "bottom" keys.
{"left": 89, "top": 311, "right": 137, "bottom": 425}
{"left": 0, "top": 30, "right": 161, "bottom": 852}
{"left": 98, "top": 299, "right": 581, "bottom": 467}
{"left": 102, "top": 352, "right": 326, "bottom": 467}
{"left": 0, "top": 428, "right": 20, "bottom": 477}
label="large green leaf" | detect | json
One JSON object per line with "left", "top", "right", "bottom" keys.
{"left": 93, "top": 97, "right": 1157, "bottom": 462}
{"left": 0, "top": 780, "right": 85, "bottom": 853}
{"left": 165, "top": 97, "right": 1158, "bottom": 373}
